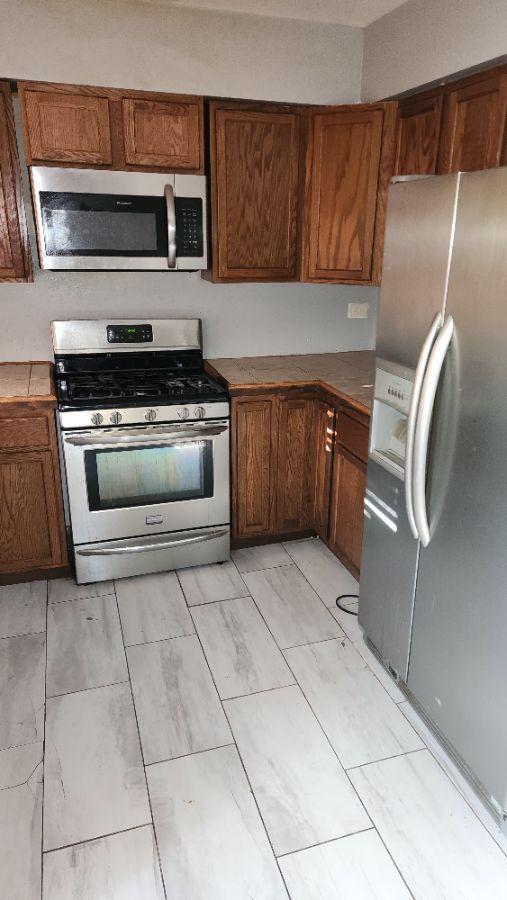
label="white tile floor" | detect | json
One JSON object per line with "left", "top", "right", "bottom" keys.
{"left": 1, "top": 538, "right": 507, "bottom": 899}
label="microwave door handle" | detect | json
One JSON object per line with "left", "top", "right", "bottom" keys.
{"left": 165, "top": 184, "right": 177, "bottom": 269}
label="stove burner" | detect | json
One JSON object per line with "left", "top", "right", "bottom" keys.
{"left": 59, "top": 369, "right": 225, "bottom": 408}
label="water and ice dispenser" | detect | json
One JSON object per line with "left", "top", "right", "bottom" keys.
{"left": 369, "top": 364, "right": 412, "bottom": 479}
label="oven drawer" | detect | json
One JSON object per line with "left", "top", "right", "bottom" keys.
{"left": 74, "top": 525, "right": 230, "bottom": 583}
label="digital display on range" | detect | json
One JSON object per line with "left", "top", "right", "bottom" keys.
{"left": 107, "top": 324, "right": 153, "bottom": 343}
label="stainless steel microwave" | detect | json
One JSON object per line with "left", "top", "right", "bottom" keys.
{"left": 30, "top": 167, "right": 208, "bottom": 271}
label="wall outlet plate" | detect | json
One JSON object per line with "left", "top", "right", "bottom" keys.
{"left": 348, "top": 302, "right": 369, "bottom": 319}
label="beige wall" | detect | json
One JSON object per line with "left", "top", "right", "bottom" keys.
{"left": 362, "top": 0, "right": 507, "bottom": 100}
{"left": 0, "top": 2, "right": 378, "bottom": 362}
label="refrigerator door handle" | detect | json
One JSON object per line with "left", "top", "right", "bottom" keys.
{"left": 405, "top": 312, "right": 443, "bottom": 540}
{"left": 413, "top": 315, "right": 454, "bottom": 547}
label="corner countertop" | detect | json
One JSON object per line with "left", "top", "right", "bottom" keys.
{"left": 205, "top": 351, "right": 375, "bottom": 416}
{"left": 0, "top": 362, "right": 56, "bottom": 405}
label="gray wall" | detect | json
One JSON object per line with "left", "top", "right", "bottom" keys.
{"left": 0, "top": 0, "right": 380, "bottom": 363}
{"left": 362, "top": 0, "right": 507, "bottom": 100}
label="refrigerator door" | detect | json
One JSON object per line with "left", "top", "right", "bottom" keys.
{"left": 407, "top": 167, "right": 507, "bottom": 818}
{"left": 359, "top": 458, "right": 419, "bottom": 680}
{"left": 376, "top": 174, "right": 460, "bottom": 370}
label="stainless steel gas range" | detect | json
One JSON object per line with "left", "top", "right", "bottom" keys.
{"left": 52, "top": 318, "right": 230, "bottom": 584}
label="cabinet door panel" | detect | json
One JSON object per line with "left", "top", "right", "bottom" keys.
{"left": 0, "top": 84, "right": 31, "bottom": 281}
{"left": 276, "top": 397, "right": 313, "bottom": 534}
{"left": 306, "top": 107, "right": 383, "bottom": 282}
{"left": 23, "top": 90, "right": 112, "bottom": 165}
{"left": 233, "top": 397, "right": 276, "bottom": 538}
{"left": 329, "top": 447, "right": 366, "bottom": 575}
{"left": 122, "top": 98, "right": 201, "bottom": 169}
{"left": 212, "top": 106, "right": 301, "bottom": 281}
{"left": 395, "top": 91, "right": 443, "bottom": 175}
{"left": 0, "top": 450, "right": 64, "bottom": 572}
{"left": 438, "top": 72, "right": 507, "bottom": 173}
{"left": 311, "top": 401, "right": 335, "bottom": 540}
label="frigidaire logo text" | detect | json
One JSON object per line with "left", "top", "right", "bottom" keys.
{"left": 116, "top": 200, "right": 133, "bottom": 205}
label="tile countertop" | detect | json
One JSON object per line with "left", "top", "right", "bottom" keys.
{"left": 205, "top": 351, "right": 375, "bottom": 416}
{"left": 0, "top": 362, "right": 56, "bottom": 404}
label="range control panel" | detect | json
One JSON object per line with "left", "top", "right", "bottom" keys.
{"left": 107, "top": 324, "right": 153, "bottom": 343}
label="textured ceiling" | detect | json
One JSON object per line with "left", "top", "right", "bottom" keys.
{"left": 138, "top": 0, "right": 408, "bottom": 29}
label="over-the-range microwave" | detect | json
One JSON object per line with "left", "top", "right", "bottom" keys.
{"left": 30, "top": 167, "right": 208, "bottom": 271}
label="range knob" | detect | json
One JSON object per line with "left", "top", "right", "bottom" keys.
{"left": 178, "top": 407, "right": 190, "bottom": 420}
{"left": 110, "top": 411, "right": 122, "bottom": 424}
{"left": 194, "top": 406, "right": 206, "bottom": 419}
{"left": 145, "top": 409, "right": 157, "bottom": 422}
{"left": 91, "top": 412, "right": 104, "bottom": 426}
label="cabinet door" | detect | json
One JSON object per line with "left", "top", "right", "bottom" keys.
{"left": 233, "top": 396, "right": 277, "bottom": 538}
{"left": 395, "top": 91, "right": 443, "bottom": 175}
{"left": 210, "top": 103, "right": 302, "bottom": 281}
{"left": 275, "top": 397, "right": 313, "bottom": 534}
{"left": 328, "top": 447, "right": 366, "bottom": 576}
{"left": 122, "top": 97, "right": 202, "bottom": 170}
{"left": 438, "top": 71, "right": 507, "bottom": 173}
{"left": 22, "top": 88, "right": 113, "bottom": 165}
{"left": 0, "top": 449, "right": 65, "bottom": 573}
{"left": 305, "top": 106, "right": 384, "bottom": 283}
{"left": 0, "top": 83, "right": 31, "bottom": 281}
{"left": 311, "top": 400, "right": 335, "bottom": 539}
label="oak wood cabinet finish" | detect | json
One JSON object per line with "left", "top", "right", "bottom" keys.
{"left": 302, "top": 102, "right": 396, "bottom": 285}
{"left": 394, "top": 90, "right": 443, "bottom": 175}
{"left": 438, "top": 68, "right": 507, "bottom": 173}
{"left": 328, "top": 446, "right": 366, "bottom": 578}
{"left": 0, "top": 404, "right": 68, "bottom": 582}
{"left": 19, "top": 81, "right": 204, "bottom": 173}
{"left": 232, "top": 395, "right": 277, "bottom": 539}
{"left": 275, "top": 396, "right": 314, "bottom": 534}
{"left": 208, "top": 101, "right": 304, "bottom": 282}
{"left": 311, "top": 400, "right": 335, "bottom": 541}
{"left": 0, "top": 82, "right": 31, "bottom": 282}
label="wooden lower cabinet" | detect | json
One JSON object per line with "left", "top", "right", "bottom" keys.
{"left": 232, "top": 390, "right": 369, "bottom": 575}
{"left": 328, "top": 447, "right": 366, "bottom": 578}
{"left": 0, "top": 405, "right": 68, "bottom": 581}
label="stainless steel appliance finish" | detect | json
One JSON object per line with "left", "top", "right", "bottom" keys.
{"left": 54, "top": 318, "right": 230, "bottom": 583}
{"left": 31, "top": 167, "right": 207, "bottom": 271}
{"left": 359, "top": 167, "right": 507, "bottom": 828}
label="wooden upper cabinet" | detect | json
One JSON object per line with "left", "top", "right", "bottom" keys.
{"left": 303, "top": 103, "right": 395, "bottom": 284}
{"left": 18, "top": 81, "right": 204, "bottom": 173}
{"left": 438, "top": 69, "right": 507, "bottom": 173}
{"left": 209, "top": 101, "right": 303, "bottom": 282}
{"left": 395, "top": 91, "right": 443, "bottom": 175}
{"left": 122, "top": 97, "right": 202, "bottom": 169}
{"left": 21, "top": 88, "right": 113, "bottom": 165}
{"left": 0, "top": 82, "right": 31, "bottom": 282}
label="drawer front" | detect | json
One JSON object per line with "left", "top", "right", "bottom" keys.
{"left": 336, "top": 410, "right": 369, "bottom": 463}
{"left": 0, "top": 415, "right": 50, "bottom": 450}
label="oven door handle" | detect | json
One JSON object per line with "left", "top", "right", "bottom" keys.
{"left": 165, "top": 183, "right": 177, "bottom": 269}
{"left": 63, "top": 423, "right": 228, "bottom": 447}
{"left": 76, "top": 528, "right": 228, "bottom": 556}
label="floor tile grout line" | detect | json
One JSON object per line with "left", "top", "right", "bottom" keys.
{"left": 40, "top": 578, "right": 49, "bottom": 900}
{"left": 188, "top": 614, "right": 293, "bottom": 900}
{"left": 144, "top": 742, "right": 236, "bottom": 767}
{"left": 112, "top": 585, "right": 169, "bottom": 900}
{"left": 217, "top": 682, "right": 297, "bottom": 703}
{"left": 0, "top": 627, "right": 46, "bottom": 641}
{"left": 184, "top": 592, "right": 252, "bottom": 608}
{"left": 397, "top": 703, "right": 507, "bottom": 859}
{"left": 345, "top": 747, "right": 427, "bottom": 773}
{"left": 275, "top": 825, "right": 375, "bottom": 859}
{"left": 43, "top": 821, "right": 154, "bottom": 857}
{"left": 45, "top": 678, "right": 130, "bottom": 701}
{"left": 279, "top": 635, "right": 417, "bottom": 899}
{"left": 48, "top": 591, "right": 115, "bottom": 605}
{"left": 124, "top": 631, "right": 196, "bottom": 649}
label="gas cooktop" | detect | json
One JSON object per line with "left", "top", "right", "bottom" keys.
{"left": 56, "top": 369, "right": 226, "bottom": 409}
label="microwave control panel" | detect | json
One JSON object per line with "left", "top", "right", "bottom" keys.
{"left": 107, "top": 324, "right": 153, "bottom": 343}
{"left": 175, "top": 198, "right": 204, "bottom": 258}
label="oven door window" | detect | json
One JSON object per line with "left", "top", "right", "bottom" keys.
{"left": 39, "top": 192, "right": 168, "bottom": 257}
{"left": 84, "top": 440, "right": 213, "bottom": 511}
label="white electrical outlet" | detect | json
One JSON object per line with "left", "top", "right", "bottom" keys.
{"left": 348, "top": 302, "right": 369, "bottom": 319}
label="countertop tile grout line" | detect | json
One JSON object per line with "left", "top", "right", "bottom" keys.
{"left": 188, "top": 610, "right": 293, "bottom": 900}
{"left": 112, "top": 584, "right": 168, "bottom": 900}
{"left": 40, "top": 578, "right": 49, "bottom": 900}
{"left": 280, "top": 630, "right": 417, "bottom": 900}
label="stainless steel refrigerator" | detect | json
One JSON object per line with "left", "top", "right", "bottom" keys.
{"left": 359, "top": 167, "right": 507, "bottom": 829}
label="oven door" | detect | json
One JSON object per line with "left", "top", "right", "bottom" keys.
{"left": 61, "top": 420, "right": 230, "bottom": 544}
